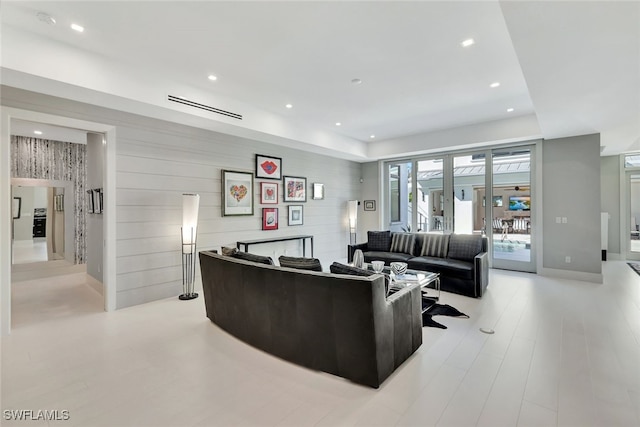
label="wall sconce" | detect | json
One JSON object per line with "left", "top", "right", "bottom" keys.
{"left": 348, "top": 200, "right": 358, "bottom": 245}
{"left": 180, "top": 193, "right": 200, "bottom": 300}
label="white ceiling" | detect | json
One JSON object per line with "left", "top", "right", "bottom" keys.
{"left": 1, "top": 1, "right": 638, "bottom": 159}
{"left": 11, "top": 119, "right": 88, "bottom": 144}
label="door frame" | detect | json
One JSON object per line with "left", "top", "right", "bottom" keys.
{"left": 1, "top": 107, "right": 116, "bottom": 336}
{"left": 624, "top": 164, "right": 640, "bottom": 261}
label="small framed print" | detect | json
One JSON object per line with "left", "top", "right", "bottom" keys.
{"left": 12, "top": 197, "right": 21, "bottom": 219}
{"left": 260, "top": 182, "right": 278, "bottom": 204}
{"left": 256, "top": 154, "right": 282, "bottom": 180}
{"left": 363, "top": 200, "right": 376, "bottom": 211}
{"left": 312, "top": 183, "right": 324, "bottom": 200}
{"left": 222, "top": 170, "right": 254, "bottom": 216}
{"left": 262, "top": 208, "right": 278, "bottom": 230}
{"left": 283, "top": 176, "right": 306, "bottom": 202}
{"left": 86, "top": 190, "right": 94, "bottom": 214}
{"left": 288, "top": 205, "right": 303, "bottom": 226}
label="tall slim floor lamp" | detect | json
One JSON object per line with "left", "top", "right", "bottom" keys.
{"left": 180, "top": 193, "right": 200, "bottom": 300}
{"left": 348, "top": 200, "right": 358, "bottom": 245}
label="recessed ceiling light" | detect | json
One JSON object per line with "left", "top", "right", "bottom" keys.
{"left": 370, "top": 135, "right": 376, "bottom": 139}
{"left": 285, "top": 104, "right": 293, "bottom": 109}
{"left": 335, "top": 122, "right": 342, "bottom": 126}
{"left": 490, "top": 82, "right": 500, "bottom": 88}
{"left": 461, "top": 38, "right": 475, "bottom": 47}
{"left": 36, "top": 12, "right": 56, "bottom": 25}
{"left": 71, "top": 23, "right": 84, "bottom": 32}
{"left": 208, "top": 74, "right": 217, "bottom": 81}
{"left": 34, "top": 130, "right": 43, "bottom": 135}
{"left": 507, "top": 108, "right": 514, "bottom": 112}
{"left": 351, "top": 78, "right": 362, "bottom": 85}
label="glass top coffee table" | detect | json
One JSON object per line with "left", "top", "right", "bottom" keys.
{"left": 364, "top": 263, "right": 440, "bottom": 309}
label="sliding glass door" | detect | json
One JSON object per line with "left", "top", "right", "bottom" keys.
{"left": 490, "top": 147, "right": 535, "bottom": 272}
{"left": 385, "top": 144, "right": 537, "bottom": 273}
{"left": 625, "top": 155, "right": 640, "bottom": 260}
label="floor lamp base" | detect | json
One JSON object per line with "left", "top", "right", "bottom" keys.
{"left": 179, "top": 293, "right": 199, "bottom": 300}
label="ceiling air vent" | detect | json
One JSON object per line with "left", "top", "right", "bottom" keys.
{"left": 168, "top": 95, "right": 242, "bottom": 120}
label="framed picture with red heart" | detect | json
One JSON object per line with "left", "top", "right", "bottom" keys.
{"left": 222, "top": 170, "right": 254, "bottom": 216}
{"left": 260, "top": 182, "right": 278, "bottom": 204}
{"left": 262, "top": 208, "right": 278, "bottom": 230}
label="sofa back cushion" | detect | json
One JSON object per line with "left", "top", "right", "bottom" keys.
{"left": 279, "top": 256, "right": 323, "bottom": 271}
{"left": 390, "top": 233, "right": 416, "bottom": 255}
{"left": 367, "top": 230, "right": 392, "bottom": 251}
{"left": 232, "top": 250, "right": 274, "bottom": 265}
{"left": 419, "top": 234, "right": 450, "bottom": 258}
{"left": 447, "top": 234, "right": 483, "bottom": 261}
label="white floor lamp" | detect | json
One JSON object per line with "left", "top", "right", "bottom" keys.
{"left": 180, "top": 193, "right": 200, "bottom": 300}
{"left": 348, "top": 200, "right": 358, "bottom": 245}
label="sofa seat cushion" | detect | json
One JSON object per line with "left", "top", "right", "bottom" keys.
{"left": 408, "top": 256, "right": 474, "bottom": 280}
{"left": 363, "top": 251, "right": 413, "bottom": 264}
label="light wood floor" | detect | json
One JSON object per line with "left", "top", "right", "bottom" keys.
{"left": 2, "top": 261, "right": 639, "bottom": 427}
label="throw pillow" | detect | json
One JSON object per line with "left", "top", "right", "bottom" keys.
{"left": 447, "top": 234, "right": 483, "bottom": 261}
{"left": 329, "top": 262, "right": 375, "bottom": 277}
{"left": 367, "top": 230, "right": 392, "bottom": 251}
{"left": 232, "top": 251, "right": 274, "bottom": 265}
{"left": 419, "top": 234, "right": 450, "bottom": 258}
{"left": 279, "top": 256, "right": 323, "bottom": 272}
{"left": 390, "top": 233, "right": 416, "bottom": 255}
{"left": 330, "top": 262, "right": 390, "bottom": 295}
{"left": 221, "top": 246, "right": 238, "bottom": 256}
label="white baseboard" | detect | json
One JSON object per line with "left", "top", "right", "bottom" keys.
{"left": 86, "top": 274, "right": 104, "bottom": 296}
{"left": 539, "top": 267, "right": 603, "bottom": 284}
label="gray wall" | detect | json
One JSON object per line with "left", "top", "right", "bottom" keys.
{"left": 86, "top": 133, "right": 104, "bottom": 284}
{"left": 359, "top": 162, "right": 380, "bottom": 242}
{"left": 600, "top": 155, "right": 621, "bottom": 254}
{"left": 542, "top": 134, "right": 601, "bottom": 274}
{"left": 2, "top": 86, "right": 361, "bottom": 309}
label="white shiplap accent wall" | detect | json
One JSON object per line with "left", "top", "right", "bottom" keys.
{"left": 116, "top": 124, "right": 361, "bottom": 308}
{"left": 2, "top": 86, "right": 362, "bottom": 309}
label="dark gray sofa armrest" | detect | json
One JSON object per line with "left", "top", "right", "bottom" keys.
{"left": 373, "top": 280, "right": 423, "bottom": 383}
{"left": 347, "top": 242, "right": 369, "bottom": 262}
{"left": 474, "top": 251, "right": 489, "bottom": 297}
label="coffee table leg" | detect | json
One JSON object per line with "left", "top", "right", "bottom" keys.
{"left": 422, "top": 277, "right": 440, "bottom": 307}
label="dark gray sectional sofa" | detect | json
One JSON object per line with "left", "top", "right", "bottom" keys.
{"left": 199, "top": 250, "right": 424, "bottom": 388}
{"left": 348, "top": 231, "right": 489, "bottom": 298}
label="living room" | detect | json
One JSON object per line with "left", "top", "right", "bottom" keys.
{"left": 1, "top": 1, "right": 639, "bottom": 426}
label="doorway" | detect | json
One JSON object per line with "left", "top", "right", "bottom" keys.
{"left": 11, "top": 180, "right": 73, "bottom": 265}
{"left": 1, "top": 108, "right": 116, "bottom": 336}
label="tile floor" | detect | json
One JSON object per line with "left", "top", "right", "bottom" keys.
{"left": 12, "top": 239, "right": 49, "bottom": 264}
{"left": 2, "top": 261, "right": 639, "bottom": 427}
